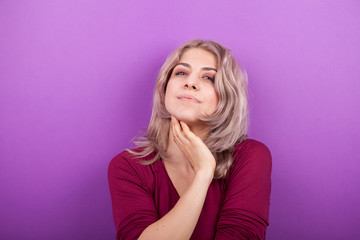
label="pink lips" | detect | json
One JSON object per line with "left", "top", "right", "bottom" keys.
{"left": 177, "top": 94, "right": 200, "bottom": 103}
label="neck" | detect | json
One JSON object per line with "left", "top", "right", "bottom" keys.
{"left": 187, "top": 122, "right": 210, "bottom": 141}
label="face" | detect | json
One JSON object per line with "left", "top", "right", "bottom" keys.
{"left": 164, "top": 48, "right": 218, "bottom": 127}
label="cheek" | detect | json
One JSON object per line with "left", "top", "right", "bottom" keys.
{"left": 208, "top": 89, "right": 218, "bottom": 108}
{"left": 164, "top": 91, "right": 170, "bottom": 109}
{"left": 165, "top": 79, "right": 175, "bottom": 94}
{"left": 164, "top": 82, "right": 172, "bottom": 98}
{"left": 164, "top": 82, "right": 175, "bottom": 109}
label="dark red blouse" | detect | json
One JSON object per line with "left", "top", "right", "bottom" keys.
{"left": 108, "top": 139, "right": 272, "bottom": 240}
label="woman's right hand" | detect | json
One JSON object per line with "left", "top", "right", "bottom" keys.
{"left": 170, "top": 116, "right": 216, "bottom": 181}
{"left": 137, "top": 117, "right": 217, "bottom": 239}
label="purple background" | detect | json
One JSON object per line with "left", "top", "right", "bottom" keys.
{"left": 1, "top": 0, "right": 359, "bottom": 239}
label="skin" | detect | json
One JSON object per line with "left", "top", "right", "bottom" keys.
{"left": 165, "top": 48, "right": 218, "bottom": 135}
{"left": 139, "top": 48, "right": 218, "bottom": 240}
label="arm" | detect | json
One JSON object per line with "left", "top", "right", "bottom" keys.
{"left": 109, "top": 117, "right": 216, "bottom": 240}
{"left": 215, "top": 140, "right": 272, "bottom": 240}
{"left": 139, "top": 116, "right": 216, "bottom": 240}
{"left": 108, "top": 154, "right": 159, "bottom": 240}
{"left": 109, "top": 155, "right": 212, "bottom": 240}
{"left": 139, "top": 170, "right": 212, "bottom": 240}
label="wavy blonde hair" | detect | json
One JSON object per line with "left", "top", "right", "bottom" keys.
{"left": 127, "top": 39, "right": 248, "bottom": 179}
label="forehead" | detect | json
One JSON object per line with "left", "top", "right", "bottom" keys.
{"left": 179, "top": 48, "right": 217, "bottom": 68}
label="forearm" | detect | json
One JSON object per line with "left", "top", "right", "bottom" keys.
{"left": 138, "top": 171, "right": 212, "bottom": 240}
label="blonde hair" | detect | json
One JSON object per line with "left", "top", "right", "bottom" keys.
{"left": 127, "top": 39, "right": 249, "bottom": 179}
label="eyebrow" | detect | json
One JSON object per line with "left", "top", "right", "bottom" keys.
{"left": 175, "top": 62, "right": 217, "bottom": 72}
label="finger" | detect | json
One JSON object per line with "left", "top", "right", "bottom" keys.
{"left": 173, "top": 118, "right": 190, "bottom": 144}
{"left": 171, "top": 116, "right": 181, "bottom": 138}
{"left": 171, "top": 116, "right": 181, "bottom": 142}
{"left": 170, "top": 116, "right": 176, "bottom": 133}
{"left": 179, "top": 121, "right": 197, "bottom": 140}
{"left": 171, "top": 116, "right": 180, "bottom": 143}
{"left": 171, "top": 116, "right": 190, "bottom": 145}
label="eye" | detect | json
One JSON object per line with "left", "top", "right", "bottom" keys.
{"left": 204, "top": 76, "right": 215, "bottom": 82}
{"left": 175, "top": 71, "right": 187, "bottom": 76}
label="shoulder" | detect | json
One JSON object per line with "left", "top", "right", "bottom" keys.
{"left": 233, "top": 139, "right": 271, "bottom": 159}
{"left": 109, "top": 147, "right": 157, "bottom": 169}
{"left": 109, "top": 148, "right": 142, "bottom": 169}
{"left": 229, "top": 139, "right": 272, "bottom": 176}
{"left": 108, "top": 147, "right": 158, "bottom": 187}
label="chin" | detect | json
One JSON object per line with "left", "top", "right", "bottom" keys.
{"left": 169, "top": 111, "right": 199, "bottom": 124}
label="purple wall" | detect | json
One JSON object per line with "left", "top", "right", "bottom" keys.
{"left": 1, "top": 0, "right": 359, "bottom": 239}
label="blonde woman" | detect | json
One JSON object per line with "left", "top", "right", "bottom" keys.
{"left": 108, "top": 39, "right": 272, "bottom": 240}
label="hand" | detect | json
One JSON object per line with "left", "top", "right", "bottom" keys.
{"left": 170, "top": 116, "right": 216, "bottom": 180}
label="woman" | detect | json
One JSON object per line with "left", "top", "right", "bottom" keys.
{"left": 108, "top": 39, "right": 272, "bottom": 240}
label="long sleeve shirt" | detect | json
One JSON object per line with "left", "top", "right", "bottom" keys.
{"left": 108, "top": 139, "right": 272, "bottom": 240}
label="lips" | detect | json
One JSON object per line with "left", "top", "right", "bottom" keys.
{"left": 177, "top": 94, "right": 200, "bottom": 103}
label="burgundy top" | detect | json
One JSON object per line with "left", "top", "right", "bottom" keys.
{"left": 108, "top": 139, "right": 272, "bottom": 240}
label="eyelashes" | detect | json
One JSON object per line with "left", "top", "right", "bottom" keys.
{"left": 175, "top": 71, "right": 215, "bottom": 83}
{"left": 204, "top": 76, "right": 215, "bottom": 82}
{"left": 175, "top": 71, "right": 187, "bottom": 76}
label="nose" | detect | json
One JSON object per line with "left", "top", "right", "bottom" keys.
{"left": 184, "top": 74, "right": 199, "bottom": 90}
